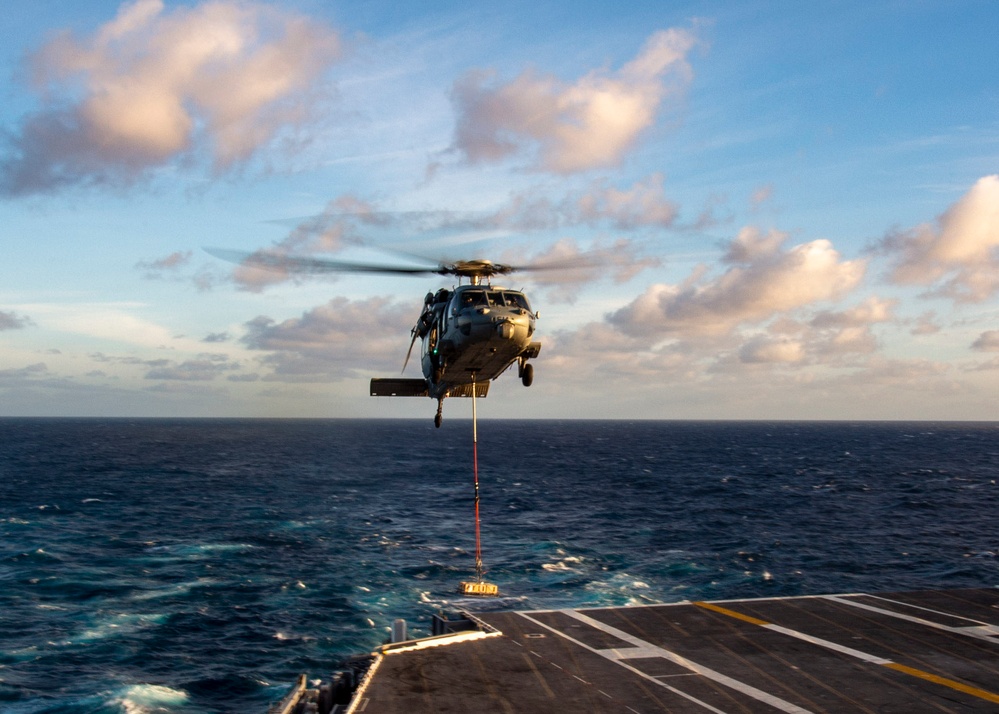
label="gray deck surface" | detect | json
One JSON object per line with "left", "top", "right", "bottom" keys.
{"left": 357, "top": 588, "right": 999, "bottom": 712}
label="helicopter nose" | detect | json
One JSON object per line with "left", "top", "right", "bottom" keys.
{"left": 496, "top": 322, "right": 515, "bottom": 339}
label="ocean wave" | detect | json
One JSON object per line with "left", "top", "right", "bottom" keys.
{"left": 4, "top": 548, "right": 64, "bottom": 565}
{"left": 129, "top": 578, "right": 218, "bottom": 601}
{"left": 541, "top": 559, "right": 580, "bottom": 572}
{"left": 581, "top": 573, "right": 664, "bottom": 607}
{"left": 144, "top": 542, "right": 256, "bottom": 559}
{"left": 73, "top": 613, "right": 168, "bottom": 644}
{"left": 115, "top": 684, "right": 189, "bottom": 714}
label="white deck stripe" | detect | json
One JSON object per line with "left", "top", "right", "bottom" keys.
{"left": 517, "top": 593, "right": 843, "bottom": 615}
{"left": 521, "top": 610, "right": 814, "bottom": 714}
{"left": 762, "top": 623, "right": 892, "bottom": 665}
{"left": 825, "top": 595, "right": 999, "bottom": 644}
{"left": 865, "top": 594, "right": 990, "bottom": 624}
{"left": 515, "top": 612, "right": 731, "bottom": 714}
{"left": 694, "top": 601, "right": 999, "bottom": 706}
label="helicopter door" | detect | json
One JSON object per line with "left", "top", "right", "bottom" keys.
{"left": 427, "top": 324, "right": 438, "bottom": 356}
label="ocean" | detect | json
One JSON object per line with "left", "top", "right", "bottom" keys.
{"left": 1, "top": 418, "right": 997, "bottom": 712}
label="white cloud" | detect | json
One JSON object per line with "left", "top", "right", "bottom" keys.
{"left": 0, "top": 362, "right": 50, "bottom": 383}
{"left": 145, "top": 355, "right": 242, "bottom": 381}
{"left": 879, "top": 175, "right": 999, "bottom": 302}
{"left": 478, "top": 174, "right": 680, "bottom": 230}
{"left": 136, "top": 250, "right": 193, "bottom": 279}
{"left": 972, "top": 330, "right": 999, "bottom": 352}
{"left": 573, "top": 173, "right": 678, "bottom": 229}
{"left": 22, "top": 302, "right": 211, "bottom": 353}
{"left": 610, "top": 228, "right": 866, "bottom": 337}
{"left": 825, "top": 357, "right": 952, "bottom": 389}
{"left": 451, "top": 28, "right": 697, "bottom": 173}
{"left": 750, "top": 184, "right": 773, "bottom": 209}
{"left": 439, "top": 173, "right": 681, "bottom": 232}
{"left": 217, "top": 180, "right": 671, "bottom": 292}
{"left": 967, "top": 357, "right": 999, "bottom": 372}
{"left": 742, "top": 297, "right": 896, "bottom": 365}
{"left": 1, "top": 0, "right": 342, "bottom": 195}
{"left": 0, "top": 310, "right": 34, "bottom": 330}
{"left": 910, "top": 311, "right": 941, "bottom": 336}
{"left": 722, "top": 226, "right": 786, "bottom": 263}
{"left": 738, "top": 336, "right": 805, "bottom": 364}
{"left": 242, "top": 296, "right": 418, "bottom": 379}
{"left": 809, "top": 297, "right": 895, "bottom": 330}
{"left": 502, "top": 237, "right": 660, "bottom": 304}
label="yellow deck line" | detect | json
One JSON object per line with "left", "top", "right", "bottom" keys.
{"left": 693, "top": 600, "right": 771, "bottom": 626}
{"left": 883, "top": 663, "right": 999, "bottom": 704}
{"left": 693, "top": 601, "right": 999, "bottom": 705}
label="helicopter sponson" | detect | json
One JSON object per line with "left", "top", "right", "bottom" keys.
{"left": 371, "top": 283, "right": 541, "bottom": 427}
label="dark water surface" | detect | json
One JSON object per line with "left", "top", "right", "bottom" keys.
{"left": 1, "top": 419, "right": 997, "bottom": 711}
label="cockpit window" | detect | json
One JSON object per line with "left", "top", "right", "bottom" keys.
{"left": 459, "top": 290, "right": 486, "bottom": 308}
{"left": 503, "top": 292, "right": 530, "bottom": 310}
{"left": 456, "top": 289, "right": 530, "bottom": 310}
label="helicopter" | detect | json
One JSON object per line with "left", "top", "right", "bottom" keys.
{"left": 206, "top": 249, "right": 569, "bottom": 427}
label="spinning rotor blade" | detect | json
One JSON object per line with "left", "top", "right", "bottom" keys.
{"left": 402, "top": 328, "right": 419, "bottom": 374}
{"left": 205, "top": 248, "right": 441, "bottom": 276}
{"left": 206, "top": 247, "right": 601, "bottom": 280}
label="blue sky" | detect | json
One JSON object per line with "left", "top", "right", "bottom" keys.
{"left": 2, "top": 0, "right": 998, "bottom": 420}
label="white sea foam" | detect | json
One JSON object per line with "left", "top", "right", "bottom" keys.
{"left": 541, "top": 561, "right": 573, "bottom": 571}
{"left": 542, "top": 554, "right": 584, "bottom": 572}
{"left": 2, "top": 643, "right": 41, "bottom": 662}
{"left": 76, "top": 613, "right": 167, "bottom": 643}
{"left": 147, "top": 542, "right": 256, "bottom": 560}
{"left": 130, "top": 579, "right": 216, "bottom": 601}
{"left": 117, "top": 683, "right": 189, "bottom": 714}
{"left": 582, "top": 573, "right": 663, "bottom": 606}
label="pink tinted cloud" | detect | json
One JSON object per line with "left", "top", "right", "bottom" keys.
{"left": 611, "top": 228, "right": 866, "bottom": 337}
{"left": 2, "top": 0, "right": 342, "bottom": 195}
{"left": 451, "top": 28, "right": 697, "bottom": 173}
{"left": 972, "top": 330, "right": 999, "bottom": 352}
{"left": 879, "top": 175, "right": 999, "bottom": 302}
{"left": 241, "top": 296, "right": 417, "bottom": 379}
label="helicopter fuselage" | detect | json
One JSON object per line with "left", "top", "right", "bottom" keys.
{"left": 420, "top": 284, "right": 540, "bottom": 399}
{"left": 206, "top": 247, "right": 553, "bottom": 427}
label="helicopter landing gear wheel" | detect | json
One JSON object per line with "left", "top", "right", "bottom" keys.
{"left": 434, "top": 398, "right": 444, "bottom": 428}
{"left": 521, "top": 362, "right": 534, "bottom": 387}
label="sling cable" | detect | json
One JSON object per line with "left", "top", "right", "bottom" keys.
{"left": 458, "top": 373, "right": 498, "bottom": 597}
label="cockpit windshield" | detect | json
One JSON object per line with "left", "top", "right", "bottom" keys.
{"left": 456, "top": 289, "right": 531, "bottom": 311}
{"left": 502, "top": 292, "right": 530, "bottom": 310}
{"left": 459, "top": 290, "right": 486, "bottom": 308}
